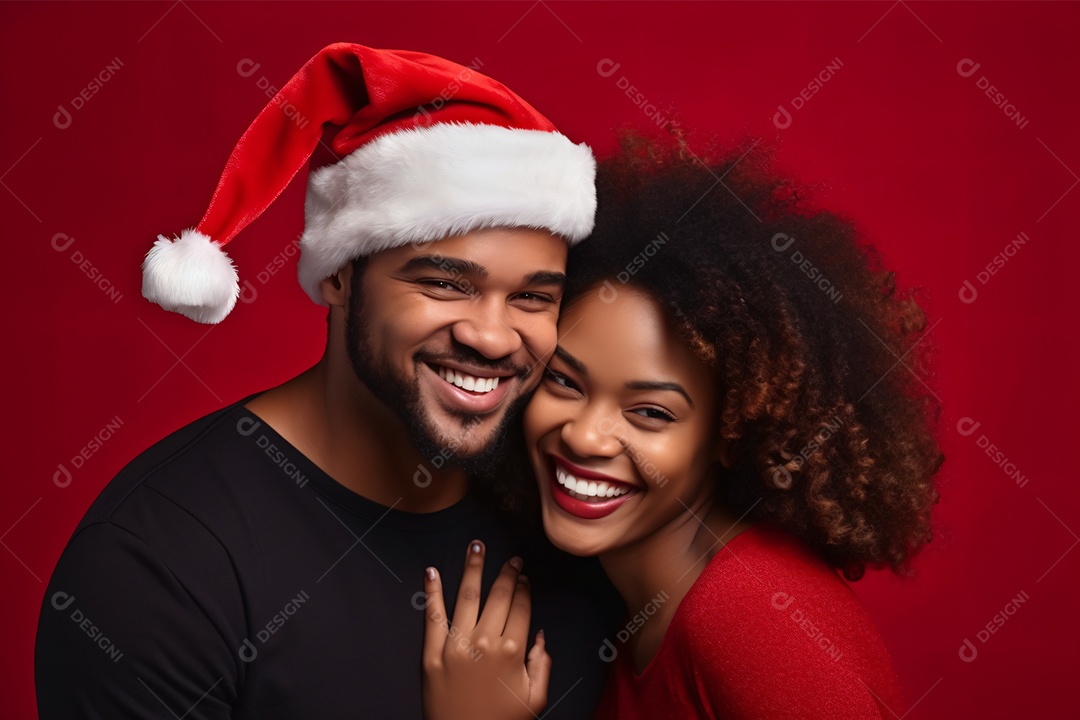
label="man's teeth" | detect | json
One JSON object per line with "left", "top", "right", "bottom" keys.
{"left": 555, "top": 466, "right": 632, "bottom": 500}
{"left": 436, "top": 365, "right": 500, "bottom": 393}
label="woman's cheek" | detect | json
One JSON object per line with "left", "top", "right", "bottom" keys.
{"left": 629, "top": 433, "right": 680, "bottom": 488}
{"left": 523, "top": 391, "right": 555, "bottom": 443}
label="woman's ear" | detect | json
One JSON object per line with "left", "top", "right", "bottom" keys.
{"left": 712, "top": 438, "right": 734, "bottom": 469}
{"left": 319, "top": 263, "right": 353, "bottom": 307}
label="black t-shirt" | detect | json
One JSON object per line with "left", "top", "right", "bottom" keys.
{"left": 35, "top": 397, "right": 623, "bottom": 719}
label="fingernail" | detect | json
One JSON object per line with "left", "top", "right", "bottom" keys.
{"left": 425, "top": 567, "right": 437, "bottom": 581}
{"left": 508, "top": 556, "right": 523, "bottom": 570}
{"left": 470, "top": 540, "right": 484, "bottom": 554}
{"left": 537, "top": 629, "right": 545, "bottom": 641}
{"left": 518, "top": 574, "right": 529, "bottom": 584}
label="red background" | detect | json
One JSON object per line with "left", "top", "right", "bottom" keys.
{"left": 3, "top": 2, "right": 1077, "bottom": 717}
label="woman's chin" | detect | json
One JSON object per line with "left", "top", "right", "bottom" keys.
{"left": 541, "top": 507, "right": 613, "bottom": 558}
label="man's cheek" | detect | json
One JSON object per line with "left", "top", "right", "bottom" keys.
{"left": 525, "top": 323, "right": 559, "bottom": 364}
{"left": 376, "top": 327, "right": 413, "bottom": 369}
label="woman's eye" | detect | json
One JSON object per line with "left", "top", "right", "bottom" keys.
{"left": 630, "top": 407, "right": 676, "bottom": 422}
{"left": 543, "top": 369, "right": 578, "bottom": 392}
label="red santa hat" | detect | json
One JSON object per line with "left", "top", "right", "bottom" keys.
{"left": 142, "top": 42, "right": 596, "bottom": 324}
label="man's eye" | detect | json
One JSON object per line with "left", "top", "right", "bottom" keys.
{"left": 419, "top": 279, "right": 469, "bottom": 294}
{"left": 514, "top": 292, "right": 556, "bottom": 306}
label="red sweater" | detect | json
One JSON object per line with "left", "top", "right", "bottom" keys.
{"left": 595, "top": 524, "right": 902, "bottom": 719}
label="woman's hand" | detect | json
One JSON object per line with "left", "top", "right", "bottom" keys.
{"left": 422, "top": 540, "right": 551, "bottom": 720}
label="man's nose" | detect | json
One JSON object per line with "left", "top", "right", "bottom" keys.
{"left": 450, "top": 298, "right": 523, "bottom": 360}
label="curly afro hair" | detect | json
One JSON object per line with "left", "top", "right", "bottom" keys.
{"left": 564, "top": 131, "right": 943, "bottom": 580}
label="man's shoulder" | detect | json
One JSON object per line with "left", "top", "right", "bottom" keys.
{"left": 43, "top": 400, "right": 265, "bottom": 645}
{"left": 77, "top": 396, "right": 264, "bottom": 532}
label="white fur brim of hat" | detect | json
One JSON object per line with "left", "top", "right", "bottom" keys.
{"left": 297, "top": 122, "right": 596, "bottom": 303}
{"left": 141, "top": 122, "right": 595, "bottom": 324}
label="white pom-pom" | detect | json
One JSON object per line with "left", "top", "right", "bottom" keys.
{"left": 141, "top": 229, "right": 239, "bottom": 324}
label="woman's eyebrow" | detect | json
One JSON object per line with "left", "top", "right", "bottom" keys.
{"left": 625, "top": 381, "right": 694, "bottom": 409}
{"left": 554, "top": 346, "right": 695, "bottom": 408}
{"left": 553, "top": 345, "right": 586, "bottom": 374}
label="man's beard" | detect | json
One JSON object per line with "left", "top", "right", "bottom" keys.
{"left": 345, "top": 266, "right": 533, "bottom": 477}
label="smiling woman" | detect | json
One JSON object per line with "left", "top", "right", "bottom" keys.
{"left": 529, "top": 132, "right": 943, "bottom": 718}
{"left": 528, "top": 285, "right": 728, "bottom": 545}
{"left": 423, "top": 130, "right": 944, "bottom": 719}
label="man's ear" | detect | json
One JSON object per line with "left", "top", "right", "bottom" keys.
{"left": 320, "top": 262, "right": 354, "bottom": 307}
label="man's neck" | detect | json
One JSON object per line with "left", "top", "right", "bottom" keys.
{"left": 243, "top": 357, "right": 470, "bottom": 513}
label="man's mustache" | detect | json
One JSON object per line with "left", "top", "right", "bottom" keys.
{"left": 415, "top": 348, "right": 533, "bottom": 378}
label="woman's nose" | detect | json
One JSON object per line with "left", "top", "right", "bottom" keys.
{"left": 559, "top": 404, "right": 625, "bottom": 459}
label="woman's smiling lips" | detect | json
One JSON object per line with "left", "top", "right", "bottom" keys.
{"left": 423, "top": 361, "right": 516, "bottom": 414}
{"left": 547, "top": 455, "right": 641, "bottom": 520}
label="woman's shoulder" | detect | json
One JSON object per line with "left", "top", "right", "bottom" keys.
{"left": 687, "top": 522, "right": 859, "bottom": 613}
{"left": 667, "top": 523, "right": 902, "bottom": 716}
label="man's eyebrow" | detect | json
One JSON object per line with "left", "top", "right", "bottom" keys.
{"left": 398, "top": 255, "right": 487, "bottom": 277}
{"left": 523, "top": 270, "right": 566, "bottom": 287}
{"left": 625, "top": 381, "right": 695, "bottom": 409}
{"left": 553, "top": 345, "right": 586, "bottom": 374}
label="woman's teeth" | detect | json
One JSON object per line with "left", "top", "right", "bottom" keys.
{"left": 436, "top": 365, "right": 500, "bottom": 393}
{"left": 555, "top": 466, "right": 632, "bottom": 501}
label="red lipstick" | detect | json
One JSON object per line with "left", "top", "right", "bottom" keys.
{"left": 547, "top": 455, "right": 639, "bottom": 520}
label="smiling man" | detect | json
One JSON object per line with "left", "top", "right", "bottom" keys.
{"left": 248, "top": 226, "right": 570, "bottom": 514}
{"left": 340, "top": 231, "right": 565, "bottom": 472}
{"left": 35, "top": 43, "right": 621, "bottom": 719}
